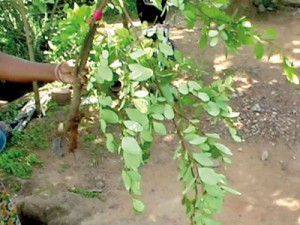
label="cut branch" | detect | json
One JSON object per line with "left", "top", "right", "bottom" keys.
{"left": 67, "top": 0, "right": 109, "bottom": 153}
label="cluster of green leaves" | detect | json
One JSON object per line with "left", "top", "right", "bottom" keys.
{"left": 89, "top": 25, "right": 184, "bottom": 213}
{"left": 49, "top": 3, "right": 94, "bottom": 61}
{"left": 37, "top": 0, "right": 299, "bottom": 224}
{"left": 178, "top": 0, "right": 299, "bottom": 85}
{"left": 47, "top": 1, "right": 241, "bottom": 223}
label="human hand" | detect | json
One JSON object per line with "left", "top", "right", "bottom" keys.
{"left": 55, "top": 60, "right": 90, "bottom": 84}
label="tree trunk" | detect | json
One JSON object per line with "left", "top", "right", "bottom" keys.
{"left": 17, "top": 0, "right": 43, "bottom": 116}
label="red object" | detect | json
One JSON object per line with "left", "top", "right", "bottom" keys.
{"left": 93, "top": 9, "right": 103, "bottom": 21}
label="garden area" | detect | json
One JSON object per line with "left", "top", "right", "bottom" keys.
{"left": 0, "top": 0, "right": 300, "bottom": 225}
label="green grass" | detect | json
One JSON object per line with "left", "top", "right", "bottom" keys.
{"left": 0, "top": 148, "right": 43, "bottom": 179}
{"left": 68, "top": 187, "right": 104, "bottom": 199}
{"left": 0, "top": 115, "right": 54, "bottom": 179}
{"left": 9, "top": 122, "right": 51, "bottom": 150}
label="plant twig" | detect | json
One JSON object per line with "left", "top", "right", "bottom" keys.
{"left": 17, "top": 0, "right": 42, "bottom": 116}
{"left": 67, "top": 0, "right": 109, "bottom": 153}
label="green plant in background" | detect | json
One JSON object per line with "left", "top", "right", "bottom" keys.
{"left": 9, "top": 122, "right": 51, "bottom": 150}
{"left": 0, "top": 148, "right": 42, "bottom": 179}
{"left": 0, "top": 118, "right": 51, "bottom": 178}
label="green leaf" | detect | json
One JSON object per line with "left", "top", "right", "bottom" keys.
{"left": 100, "top": 119, "right": 106, "bottom": 133}
{"left": 106, "top": 133, "right": 115, "bottom": 153}
{"left": 184, "top": 134, "right": 207, "bottom": 145}
{"left": 164, "top": 104, "right": 174, "bottom": 120}
{"left": 153, "top": 122, "right": 167, "bottom": 135}
{"left": 265, "top": 28, "right": 277, "bottom": 39}
{"left": 124, "top": 120, "right": 143, "bottom": 132}
{"left": 130, "top": 50, "right": 145, "bottom": 60}
{"left": 122, "top": 170, "right": 142, "bottom": 194}
{"left": 133, "top": 99, "right": 149, "bottom": 113}
{"left": 231, "top": 134, "right": 242, "bottom": 143}
{"left": 242, "top": 20, "right": 252, "bottom": 28}
{"left": 229, "top": 128, "right": 242, "bottom": 142}
{"left": 123, "top": 151, "right": 143, "bottom": 168}
{"left": 182, "top": 177, "right": 197, "bottom": 195}
{"left": 188, "top": 81, "right": 201, "bottom": 91}
{"left": 220, "top": 31, "right": 228, "bottom": 41}
{"left": 100, "top": 109, "right": 119, "bottom": 124}
{"left": 183, "top": 8, "right": 197, "bottom": 29}
{"left": 200, "top": 143, "right": 210, "bottom": 151}
{"left": 203, "top": 216, "right": 222, "bottom": 225}
{"left": 98, "top": 96, "right": 112, "bottom": 107}
{"left": 96, "top": 65, "right": 113, "bottom": 82}
{"left": 134, "top": 90, "right": 149, "bottom": 98}
{"left": 102, "top": 50, "right": 109, "bottom": 59}
{"left": 218, "top": 24, "right": 226, "bottom": 30}
{"left": 152, "top": 113, "right": 164, "bottom": 120}
{"left": 126, "top": 109, "right": 149, "bottom": 126}
{"left": 210, "top": 37, "right": 219, "bottom": 47}
{"left": 129, "top": 64, "right": 153, "bottom": 81}
{"left": 208, "top": 30, "right": 219, "bottom": 37}
{"left": 193, "top": 153, "right": 214, "bottom": 167}
{"left": 221, "top": 186, "right": 241, "bottom": 195}
{"left": 174, "top": 50, "right": 183, "bottom": 63}
{"left": 199, "top": 32, "right": 208, "bottom": 49}
{"left": 178, "top": 83, "right": 189, "bottom": 95}
{"left": 159, "top": 42, "right": 174, "bottom": 56}
{"left": 183, "top": 125, "right": 196, "bottom": 134}
{"left": 151, "top": 104, "right": 165, "bottom": 114}
{"left": 198, "top": 92, "right": 210, "bottom": 102}
{"left": 133, "top": 199, "right": 145, "bottom": 213}
{"left": 122, "top": 170, "right": 131, "bottom": 191}
{"left": 223, "top": 156, "right": 232, "bottom": 164}
{"left": 204, "top": 101, "right": 220, "bottom": 116}
{"left": 291, "top": 74, "right": 299, "bottom": 85}
{"left": 140, "top": 130, "right": 153, "bottom": 142}
{"left": 201, "top": 5, "right": 230, "bottom": 21}
{"left": 255, "top": 42, "right": 264, "bottom": 60}
{"left": 160, "top": 84, "right": 174, "bottom": 103}
{"left": 122, "top": 137, "right": 142, "bottom": 155}
{"left": 215, "top": 143, "right": 232, "bottom": 155}
{"left": 206, "top": 133, "right": 220, "bottom": 139}
{"left": 198, "top": 168, "right": 220, "bottom": 185}
{"left": 205, "top": 184, "right": 224, "bottom": 197}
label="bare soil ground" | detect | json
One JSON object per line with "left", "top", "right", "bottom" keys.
{"left": 9, "top": 7, "right": 300, "bottom": 225}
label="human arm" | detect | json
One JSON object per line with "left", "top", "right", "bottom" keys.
{"left": 0, "top": 52, "right": 86, "bottom": 83}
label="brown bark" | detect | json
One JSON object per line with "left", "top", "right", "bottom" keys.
{"left": 67, "top": 0, "right": 109, "bottom": 153}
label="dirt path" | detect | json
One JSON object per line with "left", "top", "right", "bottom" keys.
{"left": 13, "top": 8, "right": 300, "bottom": 225}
